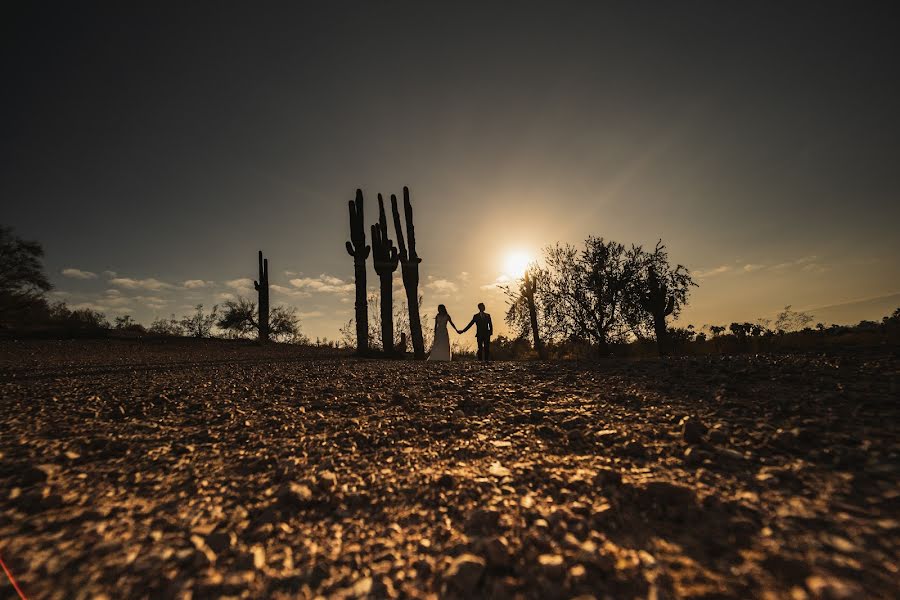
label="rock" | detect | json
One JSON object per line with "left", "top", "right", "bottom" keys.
{"left": 278, "top": 482, "right": 314, "bottom": 508}
{"left": 680, "top": 416, "right": 708, "bottom": 444}
{"left": 436, "top": 473, "right": 456, "bottom": 488}
{"left": 205, "top": 531, "right": 234, "bottom": 554}
{"left": 593, "top": 467, "right": 622, "bottom": 487}
{"left": 488, "top": 462, "right": 511, "bottom": 477}
{"left": 445, "top": 553, "right": 486, "bottom": 594}
{"left": 466, "top": 508, "right": 501, "bottom": 533}
{"left": 482, "top": 536, "right": 510, "bottom": 568}
{"left": 537, "top": 553, "right": 566, "bottom": 579}
{"left": 15, "top": 465, "right": 48, "bottom": 487}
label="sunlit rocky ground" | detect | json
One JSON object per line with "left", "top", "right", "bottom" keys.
{"left": 1, "top": 339, "right": 897, "bottom": 599}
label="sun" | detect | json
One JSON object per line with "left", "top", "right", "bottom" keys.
{"left": 503, "top": 249, "right": 532, "bottom": 279}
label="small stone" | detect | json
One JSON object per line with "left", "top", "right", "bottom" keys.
{"left": 488, "top": 462, "right": 511, "bottom": 477}
{"left": 205, "top": 531, "right": 234, "bottom": 553}
{"left": 466, "top": 508, "right": 501, "bottom": 533}
{"left": 680, "top": 416, "right": 708, "bottom": 444}
{"left": 537, "top": 553, "right": 566, "bottom": 579}
{"left": 482, "top": 536, "right": 510, "bottom": 567}
{"left": 445, "top": 553, "right": 486, "bottom": 594}
{"left": 278, "top": 482, "right": 314, "bottom": 507}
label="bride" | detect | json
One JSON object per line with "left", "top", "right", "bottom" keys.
{"left": 428, "top": 304, "right": 457, "bottom": 361}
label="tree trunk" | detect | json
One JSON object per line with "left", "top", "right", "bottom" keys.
{"left": 354, "top": 260, "right": 368, "bottom": 354}
{"left": 401, "top": 263, "right": 425, "bottom": 359}
{"left": 526, "top": 293, "right": 547, "bottom": 359}
{"left": 379, "top": 274, "right": 393, "bottom": 354}
{"left": 654, "top": 313, "right": 670, "bottom": 356}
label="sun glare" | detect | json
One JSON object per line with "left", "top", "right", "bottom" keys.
{"left": 504, "top": 250, "right": 532, "bottom": 279}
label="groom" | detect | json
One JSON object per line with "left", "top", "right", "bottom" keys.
{"left": 458, "top": 302, "right": 493, "bottom": 362}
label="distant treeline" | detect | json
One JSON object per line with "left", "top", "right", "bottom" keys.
{"left": 0, "top": 225, "right": 309, "bottom": 344}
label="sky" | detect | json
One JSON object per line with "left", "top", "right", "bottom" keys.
{"left": 3, "top": 2, "right": 899, "bottom": 342}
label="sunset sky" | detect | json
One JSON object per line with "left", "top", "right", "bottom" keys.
{"left": 3, "top": 3, "right": 898, "bottom": 342}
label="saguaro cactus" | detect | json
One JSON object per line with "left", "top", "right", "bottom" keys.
{"left": 390, "top": 187, "right": 425, "bottom": 359}
{"left": 641, "top": 267, "right": 675, "bottom": 356}
{"left": 254, "top": 250, "right": 270, "bottom": 343}
{"left": 371, "top": 194, "right": 399, "bottom": 354}
{"left": 345, "top": 189, "right": 370, "bottom": 355}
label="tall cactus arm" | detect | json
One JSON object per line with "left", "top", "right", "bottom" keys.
{"left": 390, "top": 194, "right": 408, "bottom": 261}
{"left": 404, "top": 187, "right": 421, "bottom": 263}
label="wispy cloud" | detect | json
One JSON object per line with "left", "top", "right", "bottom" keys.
{"left": 299, "top": 310, "right": 324, "bottom": 319}
{"left": 289, "top": 274, "right": 354, "bottom": 294}
{"left": 224, "top": 278, "right": 255, "bottom": 292}
{"left": 183, "top": 279, "right": 212, "bottom": 289}
{"left": 110, "top": 277, "right": 173, "bottom": 291}
{"left": 742, "top": 264, "right": 765, "bottom": 272}
{"left": 61, "top": 268, "right": 98, "bottom": 280}
{"left": 426, "top": 277, "right": 458, "bottom": 295}
{"left": 480, "top": 274, "right": 513, "bottom": 290}
{"left": 694, "top": 265, "right": 732, "bottom": 279}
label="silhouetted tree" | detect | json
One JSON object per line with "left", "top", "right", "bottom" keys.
{"left": 181, "top": 304, "right": 218, "bottom": 338}
{"left": 254, "top": 250, "right": 270, "bottom": 343}
{"left": 345, "top": 190, "right": 370, "bottom": 355}
{"left": 218, "top": 298, "right": 257, "bottom": 338}
{"left": 113, "top": 315, "right": 145, "bottom": 332}
{"left": 503, "top": 265, "right": 550, "bottom": 359}
{"left": 542, "top": 238, "right": 642, "bottom": 355}
{"left": 774, "top": 305, "right": 813, "bottom": 332}
{"left": 391, "top": 187, "right": 426, "bottom": 359}
{"left": 0, "top": 225, "right": 52, "bottom": 321}
{"left": 218, "top": 297, "right": 304, "bottom": 343}
{"left": 149, "top": 314, "right": 184, "bottom": 336}
{"left": 631, "top": 241, "right": 696, "bottom": 355}
{"left": 371, "top": 194, "right": 399, "bottom": 354}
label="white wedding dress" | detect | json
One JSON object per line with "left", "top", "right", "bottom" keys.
{"left": 428, "top": 313, "right": 452, "bottom": 361}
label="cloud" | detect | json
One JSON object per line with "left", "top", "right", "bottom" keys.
{"left": 299, "top": 310, "right": 324, "bottom": 319}
{"left": 61, "top": 268, "right": 98, "bottom": 279}
{"left": 426, "top": 278, "right": 458, "bottom": 295}
{"left": 459, "top": 271, "right": 470, "bottom": 282}
{"left": 771, "top": 255, "right": 817, "bottom": 270}
{"left": 216, "top": 292, "right": 236, "bottom": 301}
{"left": 289, "top": 274, "right": 354, "bottom": 294}
{"left": 694, "top": 265, "right": 731, "bottom": 279}
{"left": 110, "top": 277, "right": 173, "bottom": 291}
{"left": 480, "top": 274, "right": 512, "bottom": 290}
{"left": 102, "top": 270, "right": 117, "bottom": 278}
{"left": 742, "top": 264, "right": 765, "bottom": 272}
{"left": 183, "top": 279, "right": 212, "bottom": 289}
{"left": 271, "top": 284, "right": 311, "bottom": 298}
{"left": 224, "top": 278, "right": 255, "bottom": 291}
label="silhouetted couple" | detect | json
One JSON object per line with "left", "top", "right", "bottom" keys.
{"left": 428, "top": 302, "right": 493, "bottom": 362}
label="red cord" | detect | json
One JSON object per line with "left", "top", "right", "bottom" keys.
{"left": 0, "top": 552, "right": 28, "bottom": 600}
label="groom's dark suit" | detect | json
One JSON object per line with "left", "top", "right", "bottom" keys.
{"left": 461, "top": 311, "right": 493, "bottom": 362}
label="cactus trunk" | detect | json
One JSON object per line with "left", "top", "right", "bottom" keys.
{"left": 641, "top": 268, "right": 675, "bottom": 356}
{"left": 391, "top": 187, "right": 425, "bottom": 359}
{"left": 345, "top": 189, "right": 371, "bottom": 355}
{"left": 254, "top": 250, "right": 270, "bottom": 343}
{"left": 371, "top": 194, "right": 400, "bottom": 355}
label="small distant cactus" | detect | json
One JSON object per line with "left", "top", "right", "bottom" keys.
{"left": 391, "top": 187, "right": 425, "bottom": 359}
{"left": 254, "top": 250, "right": 270, "bottom": 343}
{"left": 371, "top": 194, "right": 399, "bottom": 354}
{"left": 345, "top": 189, "right": 371, "bottom": 355}
{"left": 640, "top": 267, "right": 675, "bottom": 356}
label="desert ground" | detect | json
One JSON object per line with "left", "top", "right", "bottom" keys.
{"left": 1, "top": 339, "right": 898, "bottom": 599}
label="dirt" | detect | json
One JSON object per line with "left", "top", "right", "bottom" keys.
{"left": 1, "top": 338, "right": 898, "bottom": 599}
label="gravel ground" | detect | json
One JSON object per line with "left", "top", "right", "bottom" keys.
{"left": 1, "top": 339, "right": 898, "bottom": 599}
